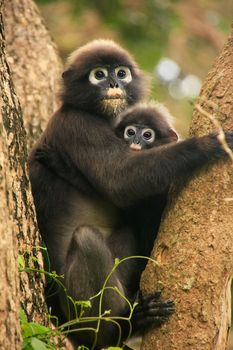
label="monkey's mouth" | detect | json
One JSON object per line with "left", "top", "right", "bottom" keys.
{"left": 103, "top": 97, "right": 125, "bottom": 100}
{"left": 103, "top": 87, "right": 126, "bottom": 100}
{"left": 130, "top": 143, "right": 142, "bottom": 151}
{"left": 101, "top": 91, "right": 127, "bottom": 116}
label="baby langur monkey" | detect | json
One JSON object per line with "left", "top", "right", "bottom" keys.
{"left": 115, "top": 102, "right": 179, "bottom": 150}
{"left": 35, "top": 102, "right": 179, "bottom": 188}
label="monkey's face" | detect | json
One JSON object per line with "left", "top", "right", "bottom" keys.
{"left": 61, "top": 40, "right": 146, "bottom": 120}
{"left": 123, "top": 125, "right": 156, "bottom": 150}
{"left": 88, "top": 65, "right": 132, "bottom": 118}
{"left": 118, "top": 122, "right": 178, "bottom": 151}
{"left": 115, "top": 104, "right": 178, "bottom": 150}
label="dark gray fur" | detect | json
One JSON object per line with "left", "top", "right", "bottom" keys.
{"left": 29, "top": 40, "right": 233, "bottom": 349}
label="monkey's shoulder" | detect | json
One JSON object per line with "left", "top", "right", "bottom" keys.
{"left": 47, "top": 106, "right": 115, "bottom": 137}
{"left": 44, "top": 107, "right": 126, "bottom": 154}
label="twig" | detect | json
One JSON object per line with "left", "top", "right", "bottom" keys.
{"left": 195, "top": 104, "right": 233, "bottom": 162}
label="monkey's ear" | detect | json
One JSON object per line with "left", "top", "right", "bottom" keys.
{"left": 169, "top": 128, "right": 179, "bottom": 142}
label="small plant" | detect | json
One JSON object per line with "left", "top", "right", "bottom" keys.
{"left": 19, "top": 249, "right": 158, "bottom": 349}
{"left": 20, "top": 307, "right": 57, "bottom": 350}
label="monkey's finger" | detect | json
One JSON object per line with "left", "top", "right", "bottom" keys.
{"left": 133, "top": 299, "right": 175, "bottom": 316}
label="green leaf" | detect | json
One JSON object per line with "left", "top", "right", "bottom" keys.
{"left": 18, "top": 254, "right": 25, "bottom": 269}
{"left": 29, "top": 323, "right": 51, "bottom": 335}
{"left": 30, "top": 337, "right": 48, "bottom": 350}
{"left": 22, "top": 337, "right": 31, "bottom": 350}
{"left": 103, "top": 309, "right": 111, "bottom": 316}
{"left": 20, "top": 307, "right": 28, "bottom": 324}
{"left": 22, "top": 322, "right": 50, "bottom": 338}
{"left": 74, "top": 300, "right": 91, "bottom": 308}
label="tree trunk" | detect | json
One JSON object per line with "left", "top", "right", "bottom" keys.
{"left": 4, "top": 0, "right": 62, "bottom": 150}
{"left": 1, "top": 2, "right": 24, "bottom": 347}
{"left": 141, "top": 27, "right": 233, "bottom": 350}
{"left": 0, "top": 0, "right": 62, "bottom": 347}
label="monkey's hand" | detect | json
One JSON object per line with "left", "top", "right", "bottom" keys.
{"left": 131, "top": 291, "right": 175, "bottom": 334}
{"left": 34, "top": 143, "right": 60, "bottom": 170}
{"left": 223, "top": 131, "right": 233, "bottom": 151}
{"left": 34, "top": 144, "right": 81, "bottom": 188}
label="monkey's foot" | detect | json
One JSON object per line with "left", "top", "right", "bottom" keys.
{"left": 131, "top": 291, "right": 175, "bottom": 333}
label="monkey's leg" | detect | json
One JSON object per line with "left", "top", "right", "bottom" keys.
{"left": 61, "top": 225, "right": 129, "bottom": 349}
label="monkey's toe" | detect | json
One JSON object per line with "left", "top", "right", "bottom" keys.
{"left": 131, "top": 292, "right": 175, "bottom": 333}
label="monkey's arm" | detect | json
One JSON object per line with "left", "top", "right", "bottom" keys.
{"left": 78, "top": 132, "right": 233, "bottom": 206}
{"left": 109, "top": 133, "right": 233, "bottom": 204}
{"left": 42, "top": 111, "right": 233, "bottom": 206}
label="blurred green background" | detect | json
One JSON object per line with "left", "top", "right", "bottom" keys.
{"left": 35, "top": 0, "right": 232, "bottom": 136}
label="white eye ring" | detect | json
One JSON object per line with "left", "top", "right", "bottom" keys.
{"left": 124, "top": 125, "right": 137, "bottom": 140}
{"left": 89, "top": 67, "right": 108, "bottom": 85}
{"left": 115, "top": 66, "right": 132, "bottom": 83}
{"left": 142, "top": 128, "right": 155, "bottom": 143}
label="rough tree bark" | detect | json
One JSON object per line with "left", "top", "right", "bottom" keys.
{"left": 141, "top": 27, "right": 233, "bottom": 350}
{"left": 1, "top": 3, "right": 27, "bottom": 346}
{"left": 4, "top": 0, "right": 62, "bottom": 150}
{"left": 0, "top": 0, "right": 62, "bottom": 348}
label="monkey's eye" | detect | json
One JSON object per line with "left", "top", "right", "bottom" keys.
{"left": 124, "top": 125, "right": 137, "bottom": 139}
{"left": 89, "top": 67, "right": 108, "bottom": 84}
{"left": 142, "top": 129, "right": 155, "bottom": 143}
{"left": 115, "top": 66, "right": 132, "bottom": 83}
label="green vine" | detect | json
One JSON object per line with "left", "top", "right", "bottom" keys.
{"left": 19, "top": 249, "right": 159, "bottom": 350}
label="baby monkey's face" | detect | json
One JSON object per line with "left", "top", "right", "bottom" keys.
{"left": 123, "top": 124, "right": 155, "bottom": 150}
{"left": 115, "top": 103, "right": 179, "bottom": 151}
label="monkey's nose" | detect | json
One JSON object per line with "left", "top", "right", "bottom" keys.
{"left": 110, "top": 82, "right": 119, "bottom": 88}
{"left": 109, "top": 77, "right": 119, "bottom": 88}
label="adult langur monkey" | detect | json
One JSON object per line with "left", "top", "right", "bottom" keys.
{"left": 29, "top": 40, "right": 233, "bottom": 349}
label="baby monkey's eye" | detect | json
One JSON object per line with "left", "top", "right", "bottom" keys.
{"left": 124, "top": 125, "right": 137, "bottom": 139}
{"left": 143, "top": 131, "right": 152, "bottom": 139}
{"left": 142, "top": 129, "right": 155, "bottom": 142}
{"left": 127, "top": 129, "right": 136, "bottom": 136}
